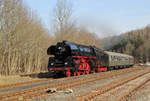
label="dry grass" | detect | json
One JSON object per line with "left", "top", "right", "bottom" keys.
{"left": 0, "top": 75, "right": 40, "bottom": 85}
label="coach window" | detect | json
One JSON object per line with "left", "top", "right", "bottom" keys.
{"left": 114, "top": 56, "right": 116, "bottom": 61}
{"left": 111, "top": 56, "right": 113, "bottom": 60}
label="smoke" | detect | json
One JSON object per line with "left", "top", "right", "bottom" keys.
{"left": 79, "top": 16, "right": 120, "bottom": 38}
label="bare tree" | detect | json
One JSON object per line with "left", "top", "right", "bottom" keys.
{"left": 0, "top": 0, "right": 52, "bottom": 75}
{"left": 52, "top": 0, "right": 73, "bottom": 41}
{"left": 0, "top": 0, "right": 103, "bottom": 75}
{"left": 50, "top": 0, "right": 102, "bottom": 48}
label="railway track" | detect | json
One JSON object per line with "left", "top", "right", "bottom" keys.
{"left": 0, "top": 72, "right": 76, "bottom": 92}
{"left": 0, "top": 66, "right": 146, "bottom": 101}
{"left": 76, "top": 67, "right": 150, "bottom": 101}
{"left": 115, "top": 77, "right": 150, "bottom": 101}
{"left": 0, "top": 78, "right": 54, "bottom": 89}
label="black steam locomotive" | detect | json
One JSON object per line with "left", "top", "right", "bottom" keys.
{"left": 47, "top": 41, "right": 134, "bottom": 77}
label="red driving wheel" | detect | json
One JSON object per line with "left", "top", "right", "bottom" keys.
{"left": 73, "top": 72, "right": 77, "bottom": 76}
{"left": 66, "top": 71, "right": 71, "bottom": 77}
{"left": 77, "top": 72, "right": 81, "bottom": 76}
{"left": 82, "top": 71, "right": 85, "bottom": 75}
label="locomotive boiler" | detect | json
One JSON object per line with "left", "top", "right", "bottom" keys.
{"left": 47, "top": 41, "right": 134, "bottom": 77}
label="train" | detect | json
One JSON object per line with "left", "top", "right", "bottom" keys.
{"left": 47, "top": 40, "right": 134, "bottom": 77}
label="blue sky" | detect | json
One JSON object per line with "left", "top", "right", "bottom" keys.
{"left": 25, "top": 0, "right": 150, "bottom": 37}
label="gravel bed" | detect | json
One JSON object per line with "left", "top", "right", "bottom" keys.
{"left": 90, "top": 71, "right": 150, "bottom": 101}
{"left": 0, "top": 72, "right": 99, "bottom": 94}
{"left": 33, "top": 67, "right": 150, "bottom": 101}
{"left": 0, "top": 67, "right": 132, "bottom": 94}
{"left": 125, "top": 77, "right": 150, "bottom": 101}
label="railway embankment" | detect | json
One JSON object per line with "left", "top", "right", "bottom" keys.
{"left": 0, "top": 66, "right": 149, "bottom": 101}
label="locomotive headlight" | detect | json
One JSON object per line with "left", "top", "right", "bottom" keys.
{"left": 51, "top": 63, "right": 54, "bottom": 65}
{"left": 58, "top": 47, "right": 62, "bottom": 49}
{"left": 65, "top": 62, "right": 68, "bottom": 65}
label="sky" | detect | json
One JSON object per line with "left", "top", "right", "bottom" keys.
{"left": 25, "top": 0, "right": 150, "bottom": 38}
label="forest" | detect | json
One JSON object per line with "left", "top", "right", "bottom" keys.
{"left": 103, "top": 26, "right": 150, "bottom": 63}
{"left": 0, "top": 0, "right": 101, "bottom": 75}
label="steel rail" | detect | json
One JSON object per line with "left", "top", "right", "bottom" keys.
{"left": 76, "top": 70, "right": 150, "bottom": 101}
{"left": 0, "top": 66, "right": 146, "bottom": 101}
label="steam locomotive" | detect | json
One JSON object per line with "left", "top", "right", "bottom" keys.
{"left": 47, "top": 41, "right": 134, "bottom": 77}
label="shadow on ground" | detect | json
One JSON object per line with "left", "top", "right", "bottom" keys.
{"left": 20, "top": 72, "right": 64, "bottom": 79}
